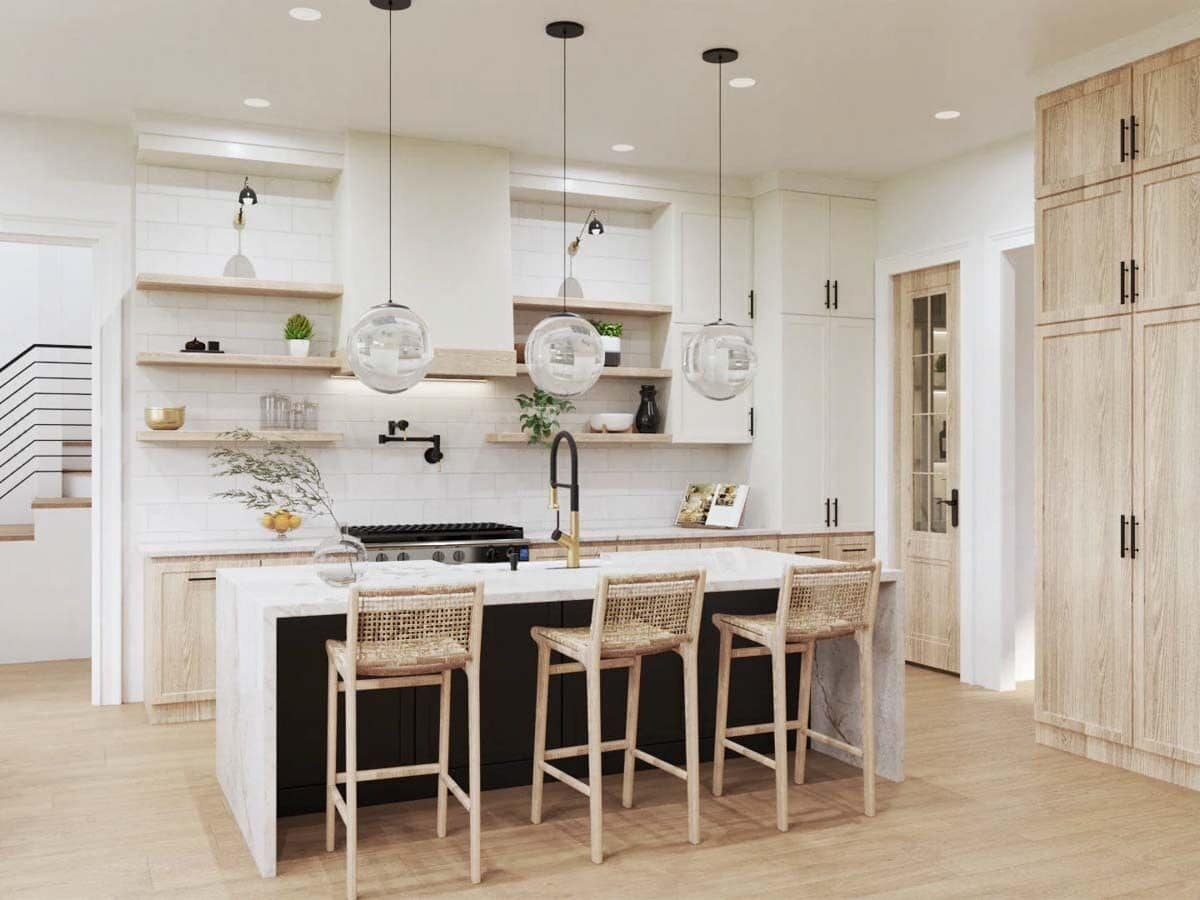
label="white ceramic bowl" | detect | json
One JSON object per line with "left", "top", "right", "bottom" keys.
{"left": 589, "top": 413, "right": 634, "bottom": 433}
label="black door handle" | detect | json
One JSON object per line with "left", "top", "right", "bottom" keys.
{"left": 1120, "top": 261, "right": 1128, "bottom": 305}
{"left": 1130, "top": 260, "right": 1138, "bottom": 304}
{"left": 1120, "top": 514, "right": 1128, "bottom": 558}
{"left": 824, "top": 498, "right": 830, "bottom": 528}
{"left": 833, "top": 497, "right": 839, "bottom": 527}
{"left": 937, "top": 488, "right": 960, "bottom": 528}
{"left": 833, "top": 280, "right": 839, "bottom": 310}
{"left": 824, "top": 280, "right": 831, "bottom": 310}
{"left": 1120, "top": 117, "right": 1129, "bottom": 162}
{"left": 1130, "top": 115, "right": 1139, "bottom": 159}
{"left": 1130, "top": 515, "right": 1139, "bottom": 558}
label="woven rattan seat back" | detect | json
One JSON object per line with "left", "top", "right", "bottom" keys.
{"left": 590, "top": 569, "right": 707, "bottom": 649}
{"left": 777, "top": 562, "right": 881, "bottom": 636}
{"left": 346, "top": 582, "right": 484, "bottom": 681}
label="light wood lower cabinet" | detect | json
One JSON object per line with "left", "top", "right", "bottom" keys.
{"left": 778, "top": 532, "right": 875, "bottom": 561}
{"left": 528, "top": 542, "right": 616, "bottom": 561}
{"left": 697, "top": 535, "right": 779, "bottom": 551}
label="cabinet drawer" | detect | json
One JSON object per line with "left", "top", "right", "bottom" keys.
{"left": 529, "top": 542, "right": 615, "bottom": 561}
{"left": 616, "top": 539, "right": 702, "bottom": 552}
{"left": 779, "top": 535, "right": 829, "bottom": 558}
{"left": 825, "top": 534, "right": 875, "bottom": 562}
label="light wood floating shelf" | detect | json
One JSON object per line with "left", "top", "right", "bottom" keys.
{"left": 136, "top": 352, "right": 343, "bottom": 373}
{"left": 513, "top": 296, "right": 673, "bottom": 318}
{"left": 486, "top": 432, "right": 672, "bottom": 445}
{"left": 512, "top": 364, "right": 670, "bottom": 380}
{"left": 136, "top": 272, "right": 343, "bottom": 300}
{"left": 137, "top": 431, "right": 343, "bottom": 445}
{"left": 332, "top": 348, "right": 518, "bottom": 380}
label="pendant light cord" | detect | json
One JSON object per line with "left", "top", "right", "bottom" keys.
{"left": 388, "top": 7, "right": 393, "bottom": 304}
{"left": 717, "top": 57, "right": 723, "bottom": 323}
{"left": 561, "top": 33, "right": 567, "bottom": 313}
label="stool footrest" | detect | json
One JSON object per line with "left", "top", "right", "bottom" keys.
{"left": 725, "top": 719, "right": 802, "bottom": 738}
{"left": 544, "top": 738, "right": 628, "bottom": 761}
{"left": 722, "top": 737, "right": 777, "bottom": 770}
{"left": 442, "top": 772, "right": 471, "bottom": 810}
{"left": 339, "top": 672, "right": 445, "bottom": 692}
{"left": 539, "top": 760, "right": 591, "bottom": 797}
{"left": 807, "top": 729, "right": 863, "bottom": 757}
{"left": 730, "top": 642, "right": 810, "bottom": 659}
{"left": 548, "top": 657, "right": 635, "bottom": 676}
{"left": 631, "top": 748, "right": 687, "bottom": 781}
{"left": 337, "top": 761, "right": 440, "bottom": 784}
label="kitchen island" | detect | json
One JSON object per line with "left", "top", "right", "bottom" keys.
{"left": 216, "top": 548, "right": 903, "bottom": 877}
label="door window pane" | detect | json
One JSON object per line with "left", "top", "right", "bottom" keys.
{"left": 932, "top": 414, "right": 948, "bottom": 463}
{"left": 912, "top": 357, "right": 929, "bottom": 414}
{"left": 912, "top": 474, "right": 930, "bottom": 532}
{"left": 932, "top": 473, "right": 948, "bottom": 533}
{"left": 912, "top": 416, "right": 930, "bottom": 472}
{"left": 912, "top": 296, "right": 929, "bottom": 354}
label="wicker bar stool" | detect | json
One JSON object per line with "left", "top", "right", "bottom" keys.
{"left": 325, "top": 581, "right": 485, "bottom": 897}
{"left": 529, "top": 569, "right": 707, "bottom": 864}
{"left": 711, "top": 561, "right": 881, "bottom": 832}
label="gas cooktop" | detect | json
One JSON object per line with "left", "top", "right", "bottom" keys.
{"left": 345, "top": 522, "right": 524, "bottom": 545}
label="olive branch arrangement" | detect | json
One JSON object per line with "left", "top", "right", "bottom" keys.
{"left": 209, "top": 428, "right": 342, "bottom": 530}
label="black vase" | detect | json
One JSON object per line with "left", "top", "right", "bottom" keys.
{"left": 635, "top": 384, "right": 660, "bottom": 434}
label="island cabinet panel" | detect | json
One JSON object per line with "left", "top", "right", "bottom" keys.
{"left": 1133, "top": 309, "right": 1200, "bottom": 765}
{"left": 1035, "top": 66, "right": 1131, "bottom": 198}
{"left": 1133, "top": 37, "right": 1200, "bottom": 174}
{"left": 1035, "top": 316, "right": 1133, "bottom": 745}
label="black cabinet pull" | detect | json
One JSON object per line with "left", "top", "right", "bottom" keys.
{"left": 1130, "top": 260, "right": 1138, "bottom": 304}
{"left": 1130, "top": 115, "right": 1139, "bottom": 159}
{"left": 187, "top": 575, "right": 217, "bottom": 583}
{"left": 833, "top": 497, "right": 839, "bottom": 527}
{"left": 1130, "top": 515, "right": 1139, "bottom": 558}
{"left": 824, "top": 280, "right": 831, "bottom": 310}
{"left": 1120, "top": 514, "right": 1128, "bottom": 558}
{"left": 833, "top": 280, "right": 839, "bottom": 310}
{"left": 1120, "top": 261, "right": 1128, "bottom": 305}
{"left": 1120, "top": 117, "right": 1129, "bottom": 162}
{"left": 824, "top": 498, "right": 830, "bottom": 527}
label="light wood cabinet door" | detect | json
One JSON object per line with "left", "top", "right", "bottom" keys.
{"left": 1035, "top": 179, "right": 1132, "bottom": 324}
{"left": 1036, "top": 67, "right": 1132, "bottom": 198}
{"left": 678, "top": 213, "right": 753, "bottom": 324}
{"left": 780, "top": 192, "right": 831, "bottom": 316}
{"left": 1133, "top": 158, "right": 1200, "bottom": 312}
{"left": 781, "top": 316, "right": 829, "bottom": 531}
{"left": 779, "top": 535, "right": 828, "bottom": 558}
{"left": 1133, "top": 38, "right": 1200, "bottom": 174}
{"left": 828, "top": 197, "right": 876, "bottom": 319}
{"left": 1133, "top": 309, "right": 1200, "bottom": 765}
{"left": 826, "top": 318, "right": 875, "bottom": 531}
{"left": 1035, "top": 316, "right": 1133, "bottom": 744}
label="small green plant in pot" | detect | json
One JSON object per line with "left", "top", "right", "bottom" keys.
{"left": 591, "top": 320, "right": 623, "bottom": 367}
{"left": 284, "top": 313, "right": 314, "bottom": 357}
{"left": 515, "top": 389, "right": 575, "bottom": 445}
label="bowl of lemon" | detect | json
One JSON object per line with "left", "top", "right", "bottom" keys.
{"left": 260, "top": 509, "right": 302, "bottom": 539}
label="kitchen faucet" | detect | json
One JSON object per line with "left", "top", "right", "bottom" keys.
{"left": 548, "top": 430, "right": 581, "bottom": 568}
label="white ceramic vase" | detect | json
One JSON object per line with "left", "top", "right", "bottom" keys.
{"left": 601, "top": 335, "right": 621, "bottom": 367}
{"left": 286, "top": 339, "right": 311, "bottom": 357}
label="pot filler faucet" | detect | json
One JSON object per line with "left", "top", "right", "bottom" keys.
{"left": 548, "top": 430, "right": 582, "bottom": 568}
{"left": 378, "top": 420, "right": 443, "bottom": 464}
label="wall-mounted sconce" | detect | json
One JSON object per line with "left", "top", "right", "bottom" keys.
{"left": 234, "top": 177, "right": 258, "bottom": 230}
{"left": 558, "top": 208, "right": 604, "bottom": 298}
{"left": 378, "top": 419, "right": 443, "bottom": 463}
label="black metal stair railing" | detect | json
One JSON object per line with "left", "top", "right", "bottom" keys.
{"left": 0, "top": 343, "right": 92, "bottom": 502}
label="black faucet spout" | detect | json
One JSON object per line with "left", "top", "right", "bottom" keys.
{"left": 549, "top": 430, "right": 579, "bottom": 511}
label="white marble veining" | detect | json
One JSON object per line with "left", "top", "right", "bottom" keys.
{"left": 216, "top": 548, "right": 902, "bottom": 877}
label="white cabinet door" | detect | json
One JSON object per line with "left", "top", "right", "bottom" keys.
{"left": 674, "top": 324, "right": 753, "bottom": 444}
{"left": 827, "top": 318, "right": 875, "bottom": 530}
{"left": 780, "top": 193, "right": 831, "bottom": 316}
{"left": 829, "top": 197, "right": 876, "bottom": 319}
{"left": 782, "top": 316, "right": 829, "bottom": 531}
{"left": 679, "top": 213, "right": 753, "bottom": 324}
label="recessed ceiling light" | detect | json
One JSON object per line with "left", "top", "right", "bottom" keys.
{"left": 289, "top": 7, "right": 322, "bottom": 21}
{"left": 611, "top": 143, "right": 635, "bottom": 153}
{"left": 729, "top": 77, "right": 757, "bottom": 88}
{"left": 243, "top": 97, "right": 271, "bottom": 109}
{"left": 934, "top": 109, "right": 961, "bottom": 120}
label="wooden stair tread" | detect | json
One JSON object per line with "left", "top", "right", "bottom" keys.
{"left": 0, "top": 524, "right": 35, "bottom": 542}
{"left": 31, "top": 497, "right": 92, "bottom": 510}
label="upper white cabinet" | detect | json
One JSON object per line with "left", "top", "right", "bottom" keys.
{"left": 781, "top": 194, "right": 875, "bottom": 319}
{"left": 678, "top": 213, "right": 753, "bottom": 324}
{"left": 670, "top": 324, "right": 754, "bottom": 444}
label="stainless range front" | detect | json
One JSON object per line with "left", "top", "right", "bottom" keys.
{"left": 344, "top": 522, "right": 530, "bottom": 566}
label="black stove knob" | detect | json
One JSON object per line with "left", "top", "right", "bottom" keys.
{"left": 453, "top": 549, "right": 465, "bottom": 562}
{"left": 432, "top": 550, "right": 444, "bottom": 562}
{"left": 397, "top": 551, "right": 409, "bottom": 561}
{"left": 376, "top": 552, "right": 388, "bottom": 562}
{"left": 483, "top": 546, "right": 498, "bottom": 563}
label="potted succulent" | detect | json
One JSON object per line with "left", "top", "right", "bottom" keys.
{"left": 591, "top": 320, "right": 623, "bottom": 367}
{"left": 284, "top": 313, "right": 314, "bottom": 357}
{"left": 515, "top": 389, "right": 575, "bottom": 445}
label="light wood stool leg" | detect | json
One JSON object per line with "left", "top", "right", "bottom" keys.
{"left": 858, "top": 628, "right": 876, "bottom": 817}
{"left": 585, "top": 660, "right": 604, "bottom": 864}
{"left": 467, "top": 662, "right": 482, "bottom": 883}
{"left": 325, "top": 658, "right": 337, "bottom": 852}
{"left": 771, "top": 640, "right": 789, "bottom": 833}
{"left": 682, "top": 644, "right": 701, "bottom": 845}
{"left": 531, "top": 640, "right": 550, "bottom": 825}
{"left": 344, "top": 680, "right": 358, "bottom": 899}
{"left": 436, "top": 669, "right": 451, "bottom": 838}
{"left": 621, "top": 656, "right": 642, "bottom": 809}
{"left": 794, "top": 642, "right": 814, "bottom": 785}
{"left": 711, "top": 625, "right": 732, "bottom": 797}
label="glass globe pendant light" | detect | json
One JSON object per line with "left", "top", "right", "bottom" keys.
{"left": 682, "top": 47, "right": 758, "bottom": 401}
{"left": 345, "top": 0, "right": 434, "bottom": 394}
{"left": 525, "top": 21, "right": 605, "bottom": 399}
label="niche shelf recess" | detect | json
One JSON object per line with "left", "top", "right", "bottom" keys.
{"left": 513, "top": 296, "right": 672, "bottom": 318}
{"left": 137, "top": 430, "right": 343, "bottom": 445}
{"left": 512, "top": 364, "right": 670, "bottom": 380}
{"left": 485, "top": 432, "right": 672, "bottom": 445}
{"left": 136, "top": 272, "right": 343, "bottom": 300}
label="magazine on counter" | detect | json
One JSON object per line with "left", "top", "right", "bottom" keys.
{"left": 675, "top": 482, "right": 750, "bottom": 529}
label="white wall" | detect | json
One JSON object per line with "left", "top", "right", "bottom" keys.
{"left": 1009, "top": 245, "right": 1035, "bottom": 684}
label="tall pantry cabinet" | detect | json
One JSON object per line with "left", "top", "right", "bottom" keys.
{"left": 1034, "top": 36, "right": 1200, "bottom": 789}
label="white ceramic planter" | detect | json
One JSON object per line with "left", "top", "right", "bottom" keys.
{"left": 601, "top": 335, "right": 621, "bottom": 367}
{"left": 286, "top": 339, "right": 311, "bottom": 357}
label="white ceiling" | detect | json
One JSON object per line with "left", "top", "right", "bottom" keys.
{"left": 4, "top": 0, "right": 1197, "bottom": 179}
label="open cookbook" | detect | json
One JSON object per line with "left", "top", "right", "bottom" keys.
{"left": 675, "top": 482, "right": 750, "bottom": 529}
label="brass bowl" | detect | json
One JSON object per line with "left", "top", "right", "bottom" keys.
{"left": 145, "top": 406, "right": 186, "bottom": 430}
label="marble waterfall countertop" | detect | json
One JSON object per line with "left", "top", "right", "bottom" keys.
{"left": 217, "top": 548, "right": 903, "bottom": 878}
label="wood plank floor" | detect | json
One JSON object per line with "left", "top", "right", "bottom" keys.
{"left": 3, "top": 661, "right": 1198, "bottom": 898}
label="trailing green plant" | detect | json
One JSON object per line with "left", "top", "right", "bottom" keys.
{"left": 515, "top": 389, "right": 575, "bottom": 445}
{"left": 590, "top": 320, "right": 623, "bottom": 338}
{"left": 209, "top": 428, "right": 341, "bottom": 527}
{"left": 284, "top": 313, "right": 314, "bottom": 341}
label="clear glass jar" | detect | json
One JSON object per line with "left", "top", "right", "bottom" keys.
{"left": 313, "top": 531, "right": 368, "bottom": 587}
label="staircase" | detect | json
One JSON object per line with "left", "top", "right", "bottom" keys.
{"left": 0, "top": 344, "right": 92, "bottom": 540}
